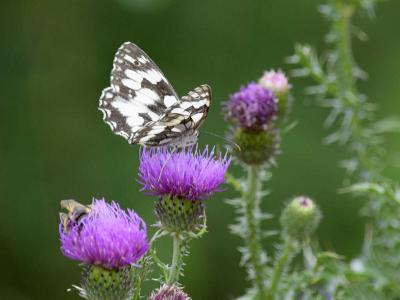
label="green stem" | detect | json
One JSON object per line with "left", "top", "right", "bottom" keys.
{"left": 333, "top": 1, "right": 355, "bottom": 95}
{"left": 131, "top": 276, "right": 141, "bottom": 300}
{"left": 268, "top": 238, "right": 295, "bottom": 299}
{"left": 167, "top": 234, "right": 183, "bottom": 284}
{"left": 332, "top": 2, "right": 384, "bottom": 184}
{"left": 245, "top": 165, "right": 265, "bottom": 299}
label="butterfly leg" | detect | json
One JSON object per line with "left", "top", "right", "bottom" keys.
{"left": 157, "top": 146, "right": 178, "bottom": 182}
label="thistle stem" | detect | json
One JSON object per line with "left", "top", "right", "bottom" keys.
{"left": 245, "top": 165, "right": 265, "bottom": 299}
{"left": 131, "top": 276, "right": 141, "bottom": 300}
{"left": 333, "top": 1, "right": 355, "bottom": 95}
{"left": 268, "top": 238, "right": 295, "bottom": 299}
{"left": 167, "top": 234, "right": 183, "bottom": 284}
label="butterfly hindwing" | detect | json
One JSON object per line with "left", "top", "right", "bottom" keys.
{"left": 131, "top": 84, "right": 211, "bottom": 146}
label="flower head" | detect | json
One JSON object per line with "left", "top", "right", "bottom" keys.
{"left": 139, "top": 146, "right": 231, "bottom": 201}
{"left": 259, "top": 70, "right": 291, "bottom": 96}
{"left": 226, "top": 82, "right": 277, "bottom": 131}
{"left": 59, "top": 199, "right": 149, "bottom": 269}
{"left": 149, "top": 284, "right": 191, "bottom": 300}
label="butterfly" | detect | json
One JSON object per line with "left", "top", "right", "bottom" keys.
{"left": 98, "top": 42, "right": 211, "bottom": 147}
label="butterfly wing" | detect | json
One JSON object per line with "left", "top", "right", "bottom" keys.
{"left": 131, "top": 84, "right": 211, "bottom": 146}
{"left": 99, "top": 42, "right": 180, "bottom": 141}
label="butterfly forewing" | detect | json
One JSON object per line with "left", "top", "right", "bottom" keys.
{"left": 99, "top": 42, "right": 211, "bottom": 147}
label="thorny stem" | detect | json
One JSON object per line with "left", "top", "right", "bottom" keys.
{"left": 268, "top": 238, "right": 296, "bottom": 299}
{"left": 333, "top": 1, "right": 355, "bottom": 95}
{"left": 331, "top": 0, "right": 373, "bottom": 176}
{"left": 131, "top": 276, "right": 141, "bottom": 300}
{"left": 245, "top": 165, "right": 265, "bottom": 299}
{"left": 167, "top": 234, "right": 183, "bottom": 285}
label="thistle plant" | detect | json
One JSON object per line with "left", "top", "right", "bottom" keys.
{"left": 268, "top": 197, "right": 323, "bottom": 299}
{"left": 59, "top": 198, "right": 149, "bottom": 300}
{"left": 287, "top": 0, "right": 400, "bottom": 298}
{"left": 55, "top": 2, "right": 400, "bottom": 297}
{"left": 138, "top": 146, "right": 231, "bottom": 287}
{"left": 224, "top": 71, "right": 292, "bottom": 299}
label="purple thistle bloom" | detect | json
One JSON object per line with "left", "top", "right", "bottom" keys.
{"left": 59, "top": 199, "right": 149, "bottom": 269}
{"left": 138, "top": 146, "right": 231, "bottom": 201}
{"left": 226, "top": 82, "right": 277, "bottom": 131}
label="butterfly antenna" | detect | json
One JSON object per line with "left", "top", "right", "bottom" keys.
{"left": 201, "top": 130, "right": 241, "bottom": 152}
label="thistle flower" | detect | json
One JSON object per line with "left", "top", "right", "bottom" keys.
{"left": 139, "top": 146, "right": 231, "bottom": 201}
{"left": 139, "top": 146, "right": 231, "bottom": 232}
{"left": 59, "top": 199, "right": 149, "bottom": 299}
{"left": 225, "top": 82, "right": 279, "bottom": 165}
{"left": 259, "top": 70, "right": 291, "bottom": 96}
{"left": 59, "top": 198, "right": 149, "bottom": 269}
{"left": 148, "top": 284, "right": 191, "bottom": 300}
{"left": 226, "top": 82, "right": 277, "bottom": 132}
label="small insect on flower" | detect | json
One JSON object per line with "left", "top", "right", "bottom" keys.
{"left": 59, "top": 199, "right": 91, "bottom": 233}
{"left": 99, "top": 42, "right": 212, "bottom": 148}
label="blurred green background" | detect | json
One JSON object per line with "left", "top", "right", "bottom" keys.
{"left": 1, "top": 0, "right": 400, "bottom": 299}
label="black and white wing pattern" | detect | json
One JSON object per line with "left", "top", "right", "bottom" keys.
{"left": 131, "top": 84, "right": 211, "bottom": 146}
{"left": 99, "top": 42, "right": 211, "bottom": 147}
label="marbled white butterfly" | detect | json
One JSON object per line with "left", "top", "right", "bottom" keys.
{"left": 99, "top": 42, "right": 211, "bottom": 147}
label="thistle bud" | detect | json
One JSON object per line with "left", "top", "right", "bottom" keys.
{"left": 155, "top": 196, "right": 204, "bottom": 233}
{"left": 148, "top": 284, "right": 191, "bottom": 300}
{"left": 80, "top": 265, "right": 138, "bottom": 300}
{"left": 259, "top": 70, "right": 292, "bottom": 118}
{"left": 232, "top": 126, "right": 279, "bottom": 165}
{"left": 259, "top": 70, "right": 290, "bottom": 97}
{"left": 280, "top": 196, "right": 321, "bottom": 239}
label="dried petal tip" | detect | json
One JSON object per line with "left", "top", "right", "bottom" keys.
{"left": 139, "top": 146, "right": 231, "bottom": 201}
{"left": 148, "top": 284, "right": 191, "bottom": 300}
{"left": 280, "top": 196, "right": 321, "bottom": 240}
{"left": 259, "top": 70, "right": 291, "bottom": 96}
{"left": 59, "top": 198, "right": 149, "bottom": 269}
{"left": 226, "top": 82, "right": 277, "bottom": 132}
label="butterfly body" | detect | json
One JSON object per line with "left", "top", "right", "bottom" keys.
{"left": 99, "top": 42, "right": 211, "bottom": 147}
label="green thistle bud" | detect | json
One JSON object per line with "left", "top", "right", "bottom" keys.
{"left": 233, "top": 127, "right": 279, "bottom": 165}
{"left": 79, "top": 265, "right": 138, "bottom": 300}
{"left": 155, "top": 197, "right": 204, "bottom": 233}
{"left": 280, "top": 196, "right": 321, "bottom": 239}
